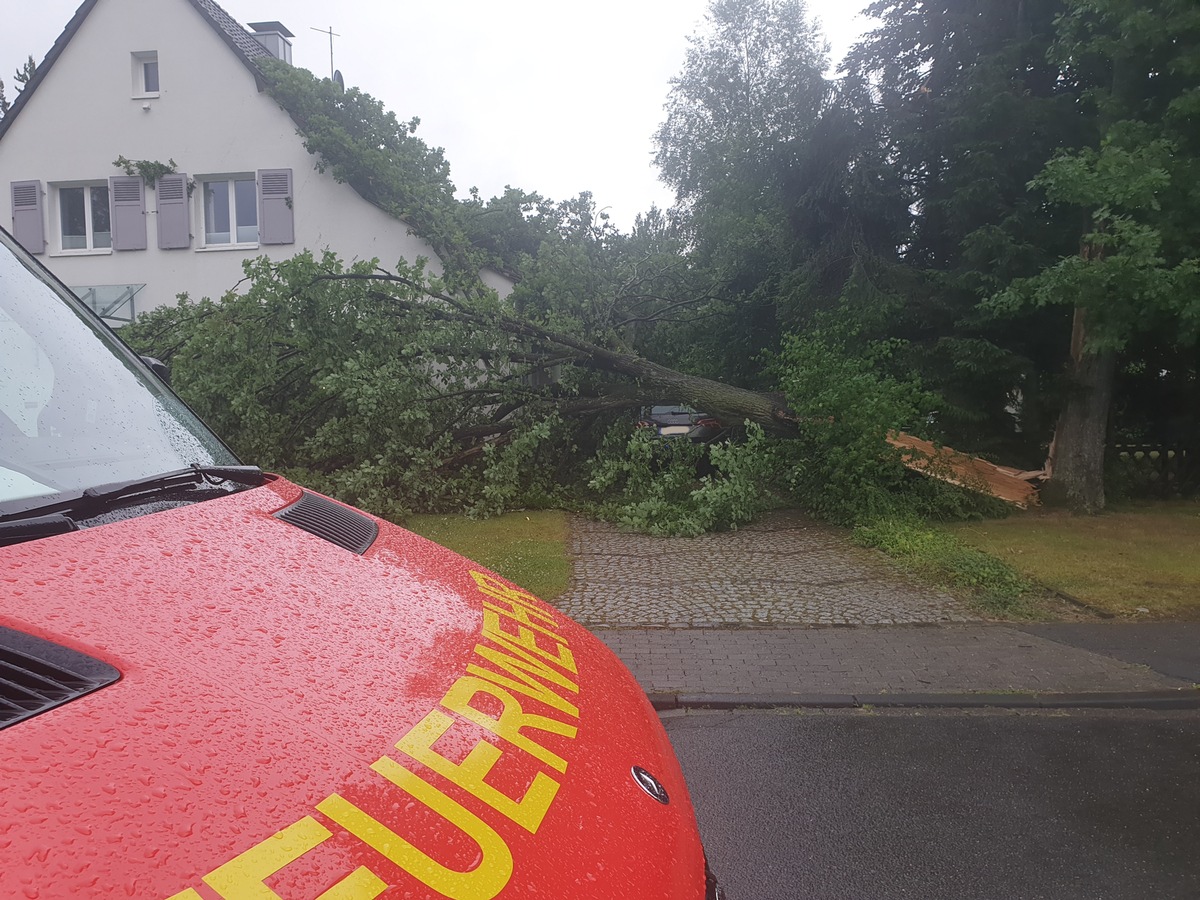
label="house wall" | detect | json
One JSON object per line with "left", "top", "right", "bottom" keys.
{"left": 0, "top": 0, "right": 499, "bottom": 320}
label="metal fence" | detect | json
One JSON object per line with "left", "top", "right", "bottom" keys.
{"left": 1111, "top": 445, "right": 1199, "bottom": 497}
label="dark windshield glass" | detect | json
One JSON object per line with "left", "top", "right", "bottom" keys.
{"left": 0, "top": 230, "right": 237, "bottom": 513}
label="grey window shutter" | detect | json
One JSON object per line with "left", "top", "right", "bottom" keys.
{"left": 109, "top": 175, "right": 147, "bottom": 251}
{"left": 156, "top": 173, "right": 190, "bottom": 249}
{"left": 258, "top": 168, "right": 294, "bottom": 245}
{"left": 10, "top": 181, "right": 45, "bottom": 254}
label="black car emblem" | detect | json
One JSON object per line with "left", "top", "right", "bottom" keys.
{"left": 631, "top": 766, "right": 670, "bottom": 804}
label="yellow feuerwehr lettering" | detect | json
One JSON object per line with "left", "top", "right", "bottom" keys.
{"left": 470, "top": 573, "right": 559, "bottom": 623}
{"left": 476, "top": 631, "right": 578, "bottom": 694}
{"left": 392, "top": 710, "right": 561, "bottom": 833}
{"left": 469, "top": 571, "right": 540, "bottom": 606}
{"left": 468, "top": 648, "right": 579, "bottom": 720}
{"left": 314, "top": 868, "right": 390, "bottom": 899}
{"left": 317, "top": 777, "right": 513, "bottom": 900}
{"left": 203, "top": 816, "right": 384, "bottom": 900}
{"left": 482, "top": 609, "right": 577, "bottom": 675}
{"left": 482, "top": 599, "right": 564, "bottom": 642}
{"left": 166, "top": 573, "right": 586, "bottom": 900}
{"left": 441, "top": 675, "right": 576, "bottom": 773}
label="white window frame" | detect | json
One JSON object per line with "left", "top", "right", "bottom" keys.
{"left": 197, "top": 175, "right": 259, "bottom": 249}
{"left": 52, "top": 182, "right": 113, "bottom": 255}
{"left": 132, "top": 51, "right": 160, "bottom": 98}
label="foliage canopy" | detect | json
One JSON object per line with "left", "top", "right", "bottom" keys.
{"left": 125, "top": 0, "right": 1200, "bottom": 531}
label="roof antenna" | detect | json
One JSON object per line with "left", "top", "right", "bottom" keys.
{"left": 310, "top": 25, "right": 340, "bottom": 80}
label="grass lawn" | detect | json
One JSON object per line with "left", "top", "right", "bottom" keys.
{"left": 951, "top": 500, "right": 1200, "bottom": 619}
{"left": 402, "top": 510, "right": 573, "bottom": 601}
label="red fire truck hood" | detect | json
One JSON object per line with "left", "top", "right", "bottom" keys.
{"left": 0, "top": 477, "right": 704, "bottom": 899}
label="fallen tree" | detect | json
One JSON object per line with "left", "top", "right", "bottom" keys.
{"left": 123, "top": 252, "right": 1016, "bottom": 528}
{"left": 120, "top": 58, "right": 1034, "bottom": 527}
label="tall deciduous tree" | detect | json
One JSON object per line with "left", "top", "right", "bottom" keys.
{"left": 993, "top": 0, "right": 1200, "bottom": 511}
{"left": 656, "top": 0, "right": 828, "bottom": 210}
{"left": 842, "top": 0, "right": 1087, "bottom": 459}
{"left": 653, "top": 0, "right": 833, "bottom": 384}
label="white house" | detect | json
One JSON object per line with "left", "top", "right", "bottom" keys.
{"left": 0, "top": 0, "right": 511, "bottom": 325}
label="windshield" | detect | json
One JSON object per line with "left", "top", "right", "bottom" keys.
{"left": 0, "top": 230, "right": 237, "bottom": 515}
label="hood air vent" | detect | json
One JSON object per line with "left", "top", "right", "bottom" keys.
{"left": 275, "top": 492, "right": 379, "bottom": 555}
{"left": 0, "top": 628, "right": 120, "bottom": 730}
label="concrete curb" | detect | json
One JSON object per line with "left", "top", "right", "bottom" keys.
{"left": 649, "top": 688, "right": 1200, "bottom": 712}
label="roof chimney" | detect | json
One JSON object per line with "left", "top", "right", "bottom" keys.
{"left": 247, "top": 21, "right": 294, "bottom": 64}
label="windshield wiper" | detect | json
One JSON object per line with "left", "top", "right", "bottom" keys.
{"left": 0, "top": 465, "right": 264, "bottom": 523}
{"left": 0, "top": 513, "right": 79, "bottom": 547}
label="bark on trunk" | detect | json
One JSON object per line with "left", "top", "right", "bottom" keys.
{"left": 578, "top": 350, "right": 800, "bottom": 435}
{"left": 1044, "top": 307, "right": 1116, "bottom": 514}
{"left": 1041, "top": 47, "right": 1138, "bottom": 515}
{"left": 367, "top": 279, "right": 804, "bottom": 437}
{"left": 481, "top": 301, "right": 803, "bottom": 435}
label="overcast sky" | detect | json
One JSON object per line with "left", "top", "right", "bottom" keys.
{"left": 1, "top": 0, "right": 874, "bottom": 228}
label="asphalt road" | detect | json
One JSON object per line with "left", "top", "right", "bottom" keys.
{"left": 1020, "top": 623, "right": 1200, "bottom": 684}
{"left": 664, "top": 708, "right": 1200, "bottom": 900}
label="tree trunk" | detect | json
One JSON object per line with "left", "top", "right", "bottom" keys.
{"left": 478, "top": 299, "right": 803, "bottom": 435}
{"left": 371, "top": 280, "right": 805, "bottom": 437}
{"left": 1044, "top": 307, "right": 1116, "bottom": 513}
{"left": 577, "top": 348, "right": 800, "bottom": 435}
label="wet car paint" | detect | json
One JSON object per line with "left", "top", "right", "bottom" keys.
{"left": 1, "top": 476, "right": 705, "bottom": 898}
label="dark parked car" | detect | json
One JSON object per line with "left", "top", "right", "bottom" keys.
{"left": 638, "top": 405, "right": 728, "bottom": 444}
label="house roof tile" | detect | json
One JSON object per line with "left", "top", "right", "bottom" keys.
{"left": 188, "top": 0, "right": 275, "bottom": 66}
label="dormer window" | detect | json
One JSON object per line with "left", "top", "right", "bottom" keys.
{"left": 132, "top": 51, "right": 159, "bottom": 97}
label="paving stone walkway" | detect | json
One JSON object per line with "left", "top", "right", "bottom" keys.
{"left": 554, "top": 512, "right": 1198, "bottom": 700}
{"left": 555, "top": 510, "right": 980, "bottom": 627}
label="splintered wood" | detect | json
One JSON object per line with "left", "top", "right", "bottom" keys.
{"left": 887, "top": 432, "right": 1043, "bottom": 509}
